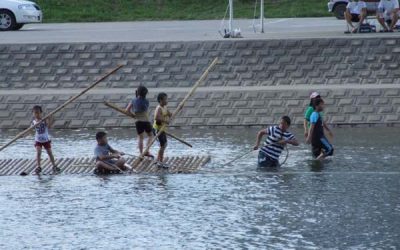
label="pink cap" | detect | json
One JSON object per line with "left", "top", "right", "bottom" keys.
{"left": 310, "top": 92, "right": 320, "bottom": 99}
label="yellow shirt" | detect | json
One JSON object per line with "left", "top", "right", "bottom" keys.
{"left": 153, "top": 105, "right": 169, "bottom": 130}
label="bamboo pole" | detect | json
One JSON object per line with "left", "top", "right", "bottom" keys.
{"left": 104, "top": 101, "right": 193, "bottom": 148}
{"left": 0, "top": 65, "right": 124, "bottom": 152}
{"left": 135, "top": 57, "right": 219, "bottom": 165}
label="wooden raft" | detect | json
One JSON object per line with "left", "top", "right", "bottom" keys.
{"left": 0, "top": 155, "right": 211, "bottom": 176}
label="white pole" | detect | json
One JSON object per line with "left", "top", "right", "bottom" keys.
{"left": 229, "top": 0, "right": 233, "bottom": 33}
{"left": 260, "top": 0, "right": 264, "bottom": 33}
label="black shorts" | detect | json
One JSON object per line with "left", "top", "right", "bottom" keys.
{"left": 258, "top": 151, "right": 279, "bottom": 168}
{"left": 135, "top": 121, "right": 153, "bottom": 135}
{"left": 351, "top": 14, "right": 360, "bottom": 22}
{"left": 312, "top": 136, "right": 334, "bottom": 158}
{"left": 156, "top": 130, "right": 167, "bottom": 147}
{"left": 94, "top": 160, "right": 120, "bottom": 175}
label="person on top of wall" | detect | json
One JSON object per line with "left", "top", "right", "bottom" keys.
{"left": 344, "top": 0, "right": 367, "bottom": 33}
{"left": 376, "top": 0, "right": 400, "bottom": 32}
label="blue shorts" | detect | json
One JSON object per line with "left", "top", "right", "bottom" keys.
{"left": 312, "top": 136, "right": 334, "bottom": 158}
{"left": 258, "top": 151, "right": 279, "bottom": 168}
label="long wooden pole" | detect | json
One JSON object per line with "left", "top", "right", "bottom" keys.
{"left": 104, "top": 101, "right": 193, "bottom": 148}
{"left": 0, "top": 65, "right": 124, "bottom": 152}
{"left": 137, "top": 57, "right": 219, "bottom": 163}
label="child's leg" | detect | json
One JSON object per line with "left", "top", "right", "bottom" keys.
{"left": 45, "top": 148, "right": 56, "bottom": 167}
{"left": 158, "top": 145, "right": 166, "bottom": 162}
{"left": 116, "top": 158, "right": 128, "bottom": 171}
{"left": 95, "top": 161, "right": 117, "bottom": 174}
{"left": 320, "top": 137, "right": 334, "bottom": 158}
{"left": 316, "top": 152, "right": 326, "bottom": 161}
{"left": 146, "top": 131, "right": 154, "bottom": 150}
{"left": 35, "top": 146, "right": 42, "bottom": 169}
{"left": 157, "top": 132, "right": 168, "bottom": 162}
{"left": 138, "top": 133, "right": 144, "bottom": 154}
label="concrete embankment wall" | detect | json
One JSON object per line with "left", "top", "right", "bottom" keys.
{"left": 0, "top": 38, "right": 399, "bottom": 129}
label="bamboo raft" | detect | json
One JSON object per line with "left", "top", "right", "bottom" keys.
{"left": 0, "top": 155, "right": 211, "bottom": 176}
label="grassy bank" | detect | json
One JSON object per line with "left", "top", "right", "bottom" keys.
{"left": 35, "top": 0, "right": 330, "bottom": 23}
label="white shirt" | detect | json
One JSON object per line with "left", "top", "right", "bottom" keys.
{"left": 378, "top": 0, "right": 400, "bottom": 13}
{"left": 32, "top": 119, "right": 50, "bottom": 143}
{"left": 347, "top": 1, "right": 367, "bottom": 15}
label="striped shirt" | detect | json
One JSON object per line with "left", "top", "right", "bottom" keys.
{"left": 260, "top": 126, "right": 295, "bottom": 160}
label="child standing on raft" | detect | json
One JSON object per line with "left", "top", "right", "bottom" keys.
{"left": 153, "top": 92, "right": 172, "bottom": 168}
{"left": 31, "top": 105, "right": 60, "bottom": 174}
{"left": 125, "top": 86, "right": 154, "bottom": 157}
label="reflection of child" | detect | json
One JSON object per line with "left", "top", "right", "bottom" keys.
{"left": 31, "top": 105, "right": 59, "bottom": 174}
{"left": 153, "top": 92, "right": 172, "bottom": 167}
{"left": 306, "top": 99, "right": 334, "bottom": 160}
{"left": 125, "top": 86, "right": 154, "bottom": 157}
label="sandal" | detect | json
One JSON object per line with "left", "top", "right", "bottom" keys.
{"left": 155, "top": 162, "right": 169, "bottom": 169}
{"left": 144, "top": 152, "right": 155, "bottom": 159}
{"left": 52, "top": 166, "right": 61, "bottom": 174}
{"left": 34, "top": 166, "right": 42, "bottom": 175}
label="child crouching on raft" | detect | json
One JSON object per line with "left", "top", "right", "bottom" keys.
{"left": 94, "top": 131, "right": 131, "bottom": 174}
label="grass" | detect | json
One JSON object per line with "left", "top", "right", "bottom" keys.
{"left": 34, "top": 0, "right": 331, "bottom": 23}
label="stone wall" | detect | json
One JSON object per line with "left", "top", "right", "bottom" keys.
{"left": 1, "top": 38, "right": 399, "bottom": 129}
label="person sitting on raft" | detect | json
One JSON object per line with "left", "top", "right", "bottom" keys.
{"left": 94, "top": 131, "right": 131, "bottom": 174}
{"left": 253, "top": 116, "right": 299, "bottom": 168}
{"left": 306, "top": 99, "right": 334, "bottom": 160}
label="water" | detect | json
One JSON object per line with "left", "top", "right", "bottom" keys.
{"left": 0, "top": 127, "right": 399, "bottom": 249}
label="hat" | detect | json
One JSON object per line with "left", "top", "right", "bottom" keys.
{"left": 310, "top": 92, "right": 320, "bottom": 99}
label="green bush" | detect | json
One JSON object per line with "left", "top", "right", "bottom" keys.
{"left": 34, "top": 0, "right": 330, "bottom": 23}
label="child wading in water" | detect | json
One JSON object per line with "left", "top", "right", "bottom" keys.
{"left": 253, "top": 116, "right": 299, "bottom": 168}
{"left": 306, "top": 99, "right": 334, "bottom": 160}
{"left": 94, "top": 131, "right": 131, "bottom": 174}
{"left": 125, "top": 86, "right": 154, "bottom": 157}
{"left": 153, "top": 92, "right": 172, "bottom": 168}
{"left": 31, "top": 105, "right": 59, "bottom": 174}
{"left": 303, "top": 92, "right": 333, "bottom": 139}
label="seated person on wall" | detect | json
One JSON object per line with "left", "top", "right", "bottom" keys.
{"left": 344, "top": 0, "right": 367, "bottom": 33}
{"left": 376, "top": 0, "right": 400, "bottom": 32}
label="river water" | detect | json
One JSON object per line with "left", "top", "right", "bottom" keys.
{"left": 0, "top": 127, "right": 399, "bottom": 249}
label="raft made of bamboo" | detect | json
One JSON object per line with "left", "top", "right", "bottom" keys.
{"left": 0, "top": 155, "right": 211, "bottom": 176}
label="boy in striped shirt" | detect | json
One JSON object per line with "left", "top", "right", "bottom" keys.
{"left": 253, "top": 116, "right": 299, "bottom": 168}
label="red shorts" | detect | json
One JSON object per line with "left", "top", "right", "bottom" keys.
{"left": 35, "top": 141, "right": 52, "bottom": 149}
